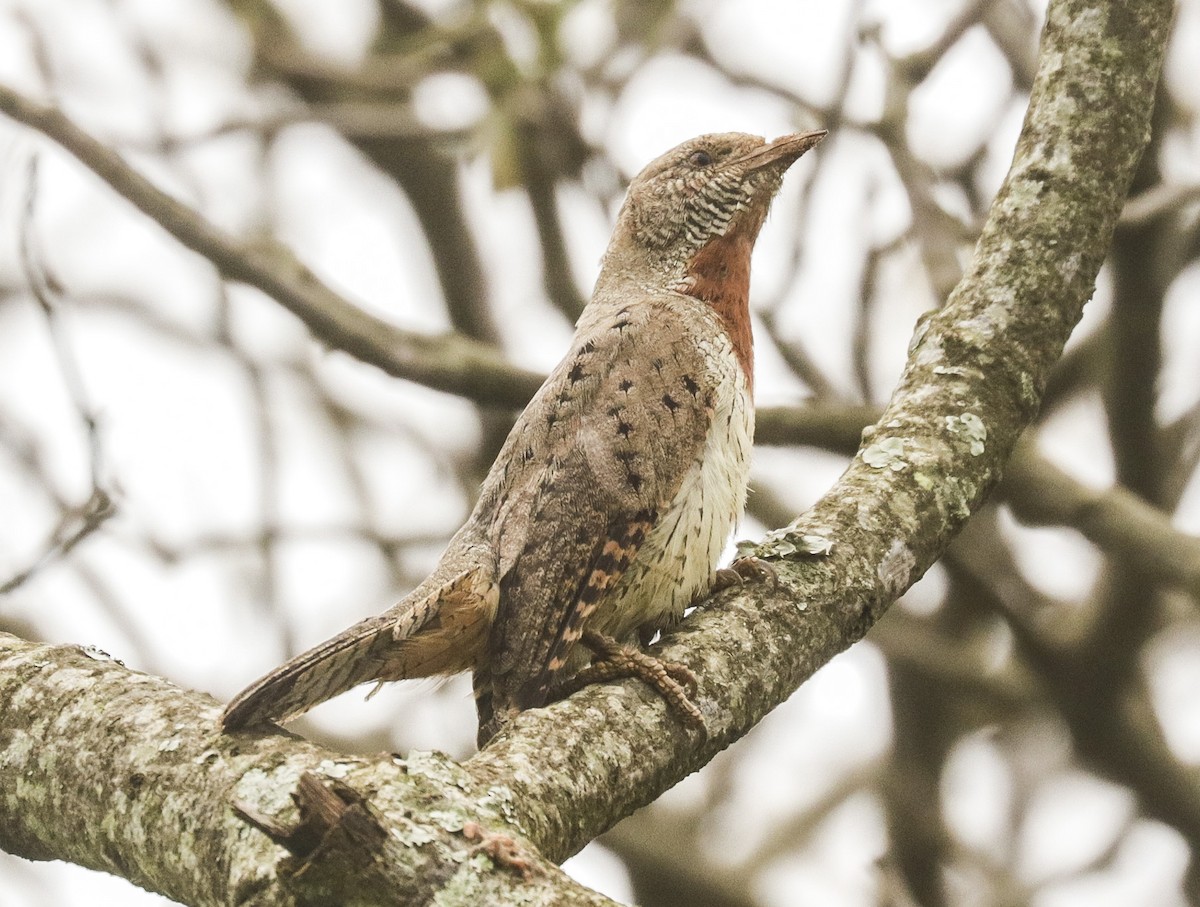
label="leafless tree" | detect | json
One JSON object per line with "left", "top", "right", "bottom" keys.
{"left": 0, "top": 0, "right": 1194, "bottom": 904}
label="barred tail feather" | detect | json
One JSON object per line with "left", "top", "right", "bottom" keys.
{"left": 220, "top": 561, "right": 497, "bottom": 731}
{"left": 220, "top": 615, "right": 401, "bottom": 731}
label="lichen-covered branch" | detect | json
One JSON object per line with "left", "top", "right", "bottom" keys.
{"left": 0, "top": 633, "right": 616, "bottom": 907}
{"left": 465, "top": 0, "right": 1171, "bottom": 863}
{"left": 0, "top": 0, "right": 1173, "bottom": 903}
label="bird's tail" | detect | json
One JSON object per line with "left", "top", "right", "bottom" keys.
{"left": 220, "top": 563, "right": 496, "bottom": 731}
{"left": 221, "top": 612, "right": 414, "bottom": 731}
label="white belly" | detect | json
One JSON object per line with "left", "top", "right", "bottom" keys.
{"left": 592, "top": 366, "right": 754, "bottom": 640}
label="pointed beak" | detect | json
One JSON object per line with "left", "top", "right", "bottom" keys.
{"left": 737, "top": 130, "right": 828, "bottom": 172}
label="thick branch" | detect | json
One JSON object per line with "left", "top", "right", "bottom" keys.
{"left": 464, "top": 0, "right": 1170, "bottom": 863}
{"left": 1003, "top": 442, "right": 1200, "bottom": 596}
{"left": 0, "top": 633, "right": 614, "bottom": 906}
{"left": 0, "top": 0, "right": 1172, "bottom": 902}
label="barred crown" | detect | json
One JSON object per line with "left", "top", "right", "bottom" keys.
{"left": 598, "top": 131, "right": 825, "bottom": 290}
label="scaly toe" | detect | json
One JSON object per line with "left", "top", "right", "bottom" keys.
{"left": 712, "top": 555, "right": 778, "bottom": 595}
{"left": 711, "top": 565, "right": 744, "bottom": 593}
{"left": 564, "top": 630, "right": 705, "bottom": 733}
{"left": 734, "top": 555, "right": 778, "bottom": 588}
{"left": 662, "top": 660, "right": 699, "bottom": 697}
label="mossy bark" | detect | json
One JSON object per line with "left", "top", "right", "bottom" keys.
{"left": 0, "top": 0, "right": 1173, "bottom": 903}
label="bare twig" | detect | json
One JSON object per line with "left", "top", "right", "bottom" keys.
{"left": 0, "top": 488, "right": 115, "bottom": 594}
{"left": 0, "top": 157, "right": 117, "bottom": 593}
{"left": 0, "top": 83, "right": 543, "bottom": 407}
{"left": 756, "top": 405, "right": 1200, "bottom": 600}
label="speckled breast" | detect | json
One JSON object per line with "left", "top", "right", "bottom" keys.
{"left": 591, "top": 333, "right": 754, "bottom": 642}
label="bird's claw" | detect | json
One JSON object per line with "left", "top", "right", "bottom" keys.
{"left": 712, "top": 555, "right": 778, "bottom": 594}
{"left": 553, "top": 630, "right": 705, "bottom": 735}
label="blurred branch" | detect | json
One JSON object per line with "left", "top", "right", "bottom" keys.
{"left": 244, "top": 1, "right": 487, "bottom": 95}
{"left": 469, "top": 0, "right": 1171, "bottom": 864}
{"left": 0, "top": 488, "right": 114, "bottom": 594}
{"left": 244, "top": 354, "right": 292, "bottom": 657}
{"left": 758, "top": 405, "right": 1200, "bottom": 600}
{"left": 754, "top": 401, "right": 879, "bottom": 450}
{"left": 115, "top": 102, "right": 474, "bottom": 151}
{"left": 896, "top": 0, "right": 992, "bottom": 82}
{"left": 603, "top": 810, "right": 761, "bottom": 907}
{"left": 232, "top": 2, "right": 545, "bottom": 475}
{"left": 1121, "top": 181, "right": 1200, "bottom": 226}
{"left": 851, "top": 213, "right": 906, "bottom": 401}
{"left": 982, "top": 0, "right": 1040, "bottom": 90}
{"left": 944, "top": 512, "right": 1200, "bottom": 853}
{"left": 0, "top": 83, "right": 544, "bottom": 408}
{"left": 756, "top": 130, "right": 845, "bottom": 401}
{"left": 18, "top": 157, "right": 107, "bottom": 488}
{"left": 1160, "top": 400, "right": 1200, "bottom": 511}
{"left": 1107, "top": 99, "right": 1170, "bottom": 506}
{"left": 144, "top": 526, "right": 450, "bottom": 563}
{"left": 605, "top": 756, "right": 875, "bottom": 907}
{"left": 0, "top": 157, "right": 117, "bottom": 593}
{"left": 882, "top": 662, "right": 954, "bottom": 907}
{"left": 870, "top": 608, "right": 1038, "bottom": 708}
{"left": 234, "top": 4, "right": 505, "bottom": 347}
{"left": 872, "top": 101, "right": 972, "bottom": 303}
{"left": 1039, "top": 323, "right": 1108, "bottom": 414}
{"left": 516, "top": 109, "right": 591, "bottom": 320}
{"left": 758, "top": 310, "right": 843, "bottom": 399}
{"left": 0, "top": 1, "right": 1175, "bottom": 903}
{"left": 1003, "top": 443, "right": 1200, "bottom": 598}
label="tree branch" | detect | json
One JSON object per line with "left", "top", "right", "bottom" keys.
{"left": 0, "top": 0, "right": 1173, "bottom": 902}
{"left": 0, "top": 84, "right": 543, "bottom": 408}
{"left": 0, "top": 633, "right": 616, "bottom": 906}
{"left": 467, "top": 0, "right": 1172, "bottom": 862}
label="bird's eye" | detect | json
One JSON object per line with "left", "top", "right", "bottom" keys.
{"left": 688, "top": 149, "right": 713, "bottom": 167}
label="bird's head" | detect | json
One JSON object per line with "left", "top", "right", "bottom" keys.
{"left": 596, "top": 131, "right": 826, "bottom": 388}
{"left": 600, "top": 130, "right": 826, "bottom": 289}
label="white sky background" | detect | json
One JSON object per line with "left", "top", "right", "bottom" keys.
{"left": 0, "top": 0, "right": 1199, "bottom": 904}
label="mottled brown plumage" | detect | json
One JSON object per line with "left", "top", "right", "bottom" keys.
{"left": 220, "top": 130, "right": 826, "bottom": 746}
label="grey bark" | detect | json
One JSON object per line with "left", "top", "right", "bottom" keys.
{"left": 0, "top": 0, "right": 1173, "bottom": 903}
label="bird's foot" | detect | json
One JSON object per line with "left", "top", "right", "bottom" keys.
{"left": 554, "top": 629, "right": 705, "bottom": 734}
{"left": 711, "top": 555, "right": 778, "bottom": 595}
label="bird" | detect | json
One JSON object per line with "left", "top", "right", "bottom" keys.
{"left": 221, "top": 129, "right": 826, "bottom": 747}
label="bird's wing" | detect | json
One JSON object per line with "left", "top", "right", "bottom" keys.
{"left": 484, "top": 300, "right": 718, "bottom": 716}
